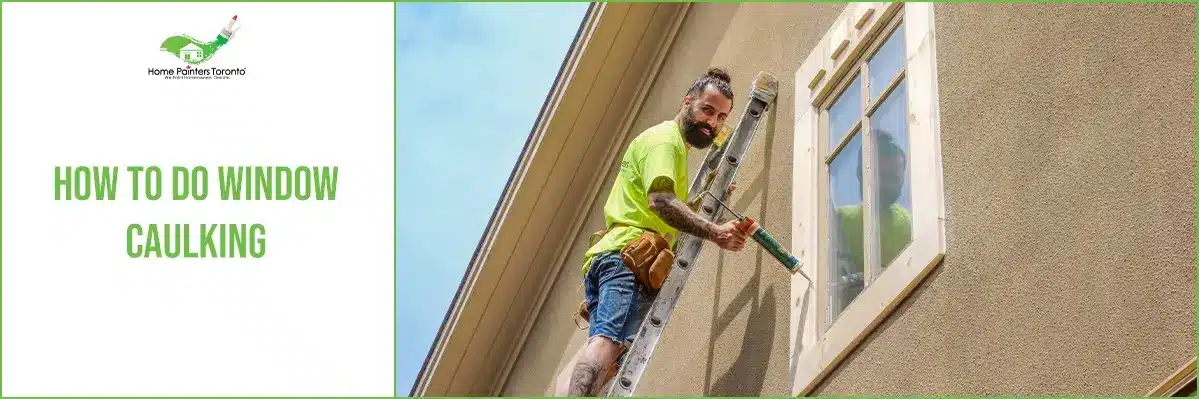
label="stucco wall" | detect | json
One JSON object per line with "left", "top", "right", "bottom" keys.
{"left": 500, "top": 2, "right": 845, "bottom": 396}
{"left": 813, "top": 3, "right": 1196, "bottom": 395}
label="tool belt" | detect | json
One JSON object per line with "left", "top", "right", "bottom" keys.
{"left": 592, "top": 222, "right": 675, "bottom": 294}
{"left": 614, "top": 223, "right": 675, "bottom": 293}
{"left": 575, "top": 223, "right": 675, "bottom": 330}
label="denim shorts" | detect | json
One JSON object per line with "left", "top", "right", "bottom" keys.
{"left": 584, "top": 251, "right": 654, "bottom": 347}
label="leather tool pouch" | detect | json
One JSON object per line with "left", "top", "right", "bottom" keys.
{"left": 574, "top": 226, "right": 674, "bottom": 328}
{"left": 619, "top": 230, "right": 675, "bottom": 293}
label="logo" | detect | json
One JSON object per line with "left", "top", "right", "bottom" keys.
{"left": 149, "top": 15, "right": 247, "bottom": 80}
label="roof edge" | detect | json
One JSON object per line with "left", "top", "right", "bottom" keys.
{"left": 409, "top": 3, "right": 602, "bottom": 396}
{"left": 1147, "top": 356, "right": 1197, "bottom": 396}
{"left": 488, "top": 3, "right": 693, "bottom": 394}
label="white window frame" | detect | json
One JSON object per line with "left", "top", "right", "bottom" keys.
{"left": 789, "top": 2, "right": 947, "bottom": 395}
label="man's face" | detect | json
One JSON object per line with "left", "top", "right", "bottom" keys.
{"left": 878, "top": 154, "right": 906, "bottom": 205}
{"left": 680, "top": 86, "right": 732, "bottom": 150}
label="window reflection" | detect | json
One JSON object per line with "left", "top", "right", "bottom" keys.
{"left": 869, "top": 80, "right": 913, "bottom": 274}
{"left": 828, "top": 132, "right": 863, "bottom": 322}
{"left": 828, "top": 74, "right": 862, "bottom": 152}
{"left": 828, "top": 82, "right": 914, "bottom": 321}
{"left": 868, "top": 24, "right": 905, "bottom": 103}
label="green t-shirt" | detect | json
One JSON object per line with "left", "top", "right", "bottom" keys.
{"left": 581, "top": 120, "right": 689, "bottom": 274}
{"left": 834, "top": 203, "right": 913, "bottom": 271}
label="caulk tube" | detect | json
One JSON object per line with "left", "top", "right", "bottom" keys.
{"left": 735, "top": 217, "right": 802, "bottom": 274}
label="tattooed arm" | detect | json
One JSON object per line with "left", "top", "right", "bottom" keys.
{"left": 647, "top": 177, "right": 720, "bottom": 241}
{"left": 640, "top": 144, "right": 746, "bottom": 251}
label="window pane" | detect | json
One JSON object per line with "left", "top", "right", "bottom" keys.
{"left": 868, "top": 23, "right": 905, "bottom": 103}
{"left": 828, "top": 130, "right": 863, "bottom": 323}
{"left": 868, "top": 78, "right": 912, "bottom": 273}
{"left": 828, "top": 73, "right": 862, "bottom": 152}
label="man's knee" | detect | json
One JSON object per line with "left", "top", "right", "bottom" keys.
{"left": 569, "top": 337, "right": 620, "bottom": 396}
{"left": 567, "top": 336, "right": 626, "bottom": 396}
{"left": 585, "top": 335, "right": 625, "bottom": 360}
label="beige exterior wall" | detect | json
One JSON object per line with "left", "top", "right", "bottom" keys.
{"left": 813, "top": 3, "right": 1196, "bottom": 395}
{"left": 498, "top": 2, "right": 1194, "bottom": 396}
{"left": 501, "top": 3, "right": 845, "bottom": 396}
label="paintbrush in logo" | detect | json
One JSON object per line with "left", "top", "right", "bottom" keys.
{"left": 159, "top": 15, "right": 239, "bottom": 65}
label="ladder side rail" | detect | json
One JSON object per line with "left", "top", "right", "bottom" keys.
{"left": 686, "top": 138, "right": 727, "bottom": 202}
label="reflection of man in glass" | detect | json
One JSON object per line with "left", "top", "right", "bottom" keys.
{"left": 832, "top": 131, "right": 912, "bottom": 314}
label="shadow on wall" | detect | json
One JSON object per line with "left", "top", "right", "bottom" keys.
{"left": 704, "top": 105, "right": 781, "bottom": 396}
{"left": 709, "top": 283, "right": 778, "bottom": 395}
{"left": 788, "top": 286, "right": 812, "bottom": 383}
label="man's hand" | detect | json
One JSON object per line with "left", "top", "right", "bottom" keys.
{"left": 648, "top": 176, "right": 749, "bottom": 252}
{"left": 711, "top": 220, "right": 748, "bottom": 251}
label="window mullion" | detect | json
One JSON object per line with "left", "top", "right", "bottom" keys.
{"left": 860, "top": 59, "right": 880, "bottom": 287}
{"left": 866, "top": 69, "right": 907, "bottom": 117}
{"left": 824, "top": 120, "right": 862, "bottom": 165}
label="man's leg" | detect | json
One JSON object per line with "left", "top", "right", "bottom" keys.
{"left": 567, "top": 335, "right": 623, "bottom": 395}
{"left": 555, "top": 254, "right": 608, "bottom": 396}
{"left": 553, "top": 343, "right": 586, "bottom": 396}
{"left": 595, "top": 289, "right": 653, "bottom": 393}
{"left": 563, "top": 252, "right": 642, "bottom": 396}
{"left": 554, "top": 337, "right": 622, "bottom": 396}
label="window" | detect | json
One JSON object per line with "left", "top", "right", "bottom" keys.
{"left": 823, "top": 9, "right": 913, "bottom": 327}
{"left": 789, "top": 2, "right": 946, "bottom": 395}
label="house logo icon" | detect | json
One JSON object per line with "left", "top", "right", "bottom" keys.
{"left": 159, "top": 15, "right": 239, "bottom": 65}
{"left": 179, "top": 43, "right": 204, "bottom": 63}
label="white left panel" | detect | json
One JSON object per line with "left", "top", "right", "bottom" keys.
{"left": 2, "top": 2, "right": 395, "bottom": 396}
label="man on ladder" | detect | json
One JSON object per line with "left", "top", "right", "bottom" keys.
{"left": 553, "top": 68, "right": 750, "bottom": 396}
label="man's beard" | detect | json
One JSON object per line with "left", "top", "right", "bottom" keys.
{"left": 680, "top": 109, "right": 715, "bottom": 149}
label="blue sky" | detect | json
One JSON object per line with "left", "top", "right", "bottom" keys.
{"left": 396, "top": 3, "right": 587, "bottom": 395}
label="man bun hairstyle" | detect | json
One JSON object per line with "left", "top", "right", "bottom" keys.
{"left": 687, "top": 67, "right": 735, "bottom": 102}
{"left": 705, "top": 67, "right": 731, "bottom": 84}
